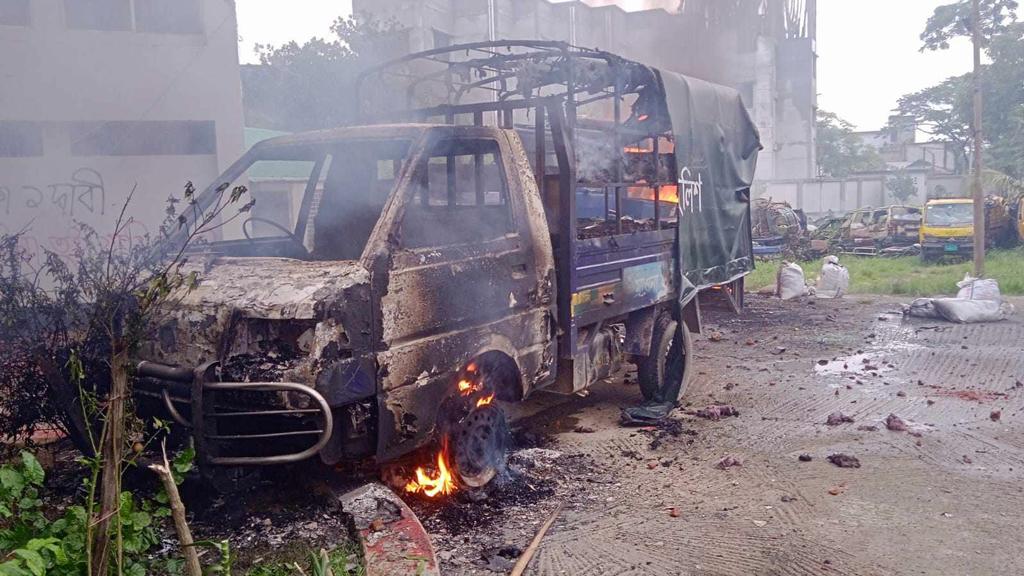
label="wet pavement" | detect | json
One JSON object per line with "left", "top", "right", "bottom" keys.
{"left": 431, "top": 293, "right": 1024, "bottom": 575}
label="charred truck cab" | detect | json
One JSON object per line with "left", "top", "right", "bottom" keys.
{"left": 135, "top": 42, "right": 760, "bottom": 472}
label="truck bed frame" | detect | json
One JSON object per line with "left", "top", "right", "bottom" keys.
{"left": 359, "top": 41, "right": 688, "bottom": 365}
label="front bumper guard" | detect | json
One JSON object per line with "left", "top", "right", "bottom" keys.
{"left": 137, "top": 360, "right": 334, "bottom": 467}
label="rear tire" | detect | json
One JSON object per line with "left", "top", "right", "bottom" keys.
{"left": 638, "top": 313, "right": 693, "bottom": 403}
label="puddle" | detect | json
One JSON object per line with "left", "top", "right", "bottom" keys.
{"left": 815, "top": 353, "right": 895, "bottom": 377}
{"left": 870, "top": 313, "right": 926, "bottom": 349}
{"left": 815, "top": 313, "right": 926, "bottom": 379}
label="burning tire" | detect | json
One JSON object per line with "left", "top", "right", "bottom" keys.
{"left": 637, "top": 312, "right": 693, "bottom": 403}
{"left": 452, "top": 403, "right": 511, "bottom": 488}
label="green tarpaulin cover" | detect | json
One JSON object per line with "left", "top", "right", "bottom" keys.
{"left": 658, "top": 71, "right": 762, "bottom": 306}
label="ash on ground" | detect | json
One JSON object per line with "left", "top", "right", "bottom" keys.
{"left": 185, "top": 463, "right": 367, "bottom": 571}
{"left": 406, "top": 445, "right": 598, "bottom": 574}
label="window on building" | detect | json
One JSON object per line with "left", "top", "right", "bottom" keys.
{"left": 401, "top": 139, "right": 513, "bottom": 249}
{"left": 69, "top": 121, "right": 216, "bottom": 156}
{"left": 0, "top": 122, "right": 43, "bottom": 157}
{"left": 64, "top": 0, "right": 131, "bottom": 31}
{"left": 135, "top": 0, "right": 202, "bottom": 34}
{"left": 0, "top": 0, "right": 31, "bottom": 26}
{"left": 432, "top": 28, "right": 452, "bottom": 60}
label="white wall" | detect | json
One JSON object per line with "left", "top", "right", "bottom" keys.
{"left": 0, "top": 0, "right": 244, "bottom": 260}
{"left": 761, "top": 172, "right": 967, "bottom": 217}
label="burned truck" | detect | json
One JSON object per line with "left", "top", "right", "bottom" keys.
{"left": 134, "top": 42, "right": 760, "bottom": 483}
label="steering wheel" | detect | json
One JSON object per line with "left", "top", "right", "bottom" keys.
{"left": 241, "top": 217, "right": 309, "bottom": 257}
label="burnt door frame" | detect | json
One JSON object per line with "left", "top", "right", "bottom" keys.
{"left": 368, "top": 127, "right": 547, "bottom": 460}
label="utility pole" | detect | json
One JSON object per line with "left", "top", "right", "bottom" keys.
{"left": 971, "top": 0, "right": 986, "bottom": 277}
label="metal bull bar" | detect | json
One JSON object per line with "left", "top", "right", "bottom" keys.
{"left": 137, "top": 360, "right": 334, "bottom": 467}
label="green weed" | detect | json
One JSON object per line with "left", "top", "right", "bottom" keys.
{"left": 746, "top": 248, "right": 1024, "bottom": 297}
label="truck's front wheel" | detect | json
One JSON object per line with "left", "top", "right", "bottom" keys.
{"left": 638, "top": 313, "right": 693, "bottom": 404}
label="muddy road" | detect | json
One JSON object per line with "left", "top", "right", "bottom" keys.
{"left": 424, "top": 294, "right": 1024, "bottom": 575}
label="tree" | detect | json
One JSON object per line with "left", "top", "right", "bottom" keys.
{"left": 242, "top": 15, "right": 404, "bottom": 132}
{"left": 0, "top": 181, "right": 250, "bottom": 575}
{"left": 886, "top": 171, "right": 919, "bottom": 204}
{"left": 980, "top": 22, "right": 1024, "bottom": 177}
{"left": 892, "top": 75, "right": 973, "bottom": 173}
{"left": 894, "top": 13, "right": 1024, "bottom": 178}
{"left": 920, "top": 0, "right": 1017, "bottom": 275}
{"left": 920, "top": 0, "right": 1018, "bottom": 50}
{"left": 815, "top": 110, "right": 886, "bottom": 177}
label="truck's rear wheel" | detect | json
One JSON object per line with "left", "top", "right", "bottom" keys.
{"left": 638, "top": 313, "right": 693, "bottom": 403}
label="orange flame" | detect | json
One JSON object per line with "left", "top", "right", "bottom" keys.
{"left": 404, "top": 443, "right": 457, "bottom": 498}
{"left": 624, "top": 145, "right": 653, "bottom": 154}
{"left": 627, "top": 185, "right": 679, "bottom": 204}
{"left": 400, "top": 367, "right": 497, "bottom": 498}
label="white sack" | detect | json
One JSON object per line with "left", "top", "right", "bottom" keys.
{"left": 904, "top": 298, "right": 942, "bottom": 319}
{"left": 776, "top": 262, "right": 808, "bottom": 300}
{"left": 932, "top": 298, "right": 1014, "bottom": 324}
{"left": 956, "top": 275, "right": 1002, "bottom": 302}
{"left": 816, "top": 256, "right": 850, "bottom": 299}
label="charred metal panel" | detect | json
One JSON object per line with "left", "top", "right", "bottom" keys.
{"left": 571, "top": 257, "right": 673, "bottom": 329}
{"left": 624, "top": 307, "right": 657, "bottom": 357}
{"left": 372, "top": 126, "right": 556, "bottom": 461}
{"left": 137, "top": 256, "right": 375, "bottom": 418}
{"left": 681, "top": 297, "right": 702, "bottom": 335}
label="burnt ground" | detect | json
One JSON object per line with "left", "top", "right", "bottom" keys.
{"left": 420, "top": 293, "right": 1024, "bottom": 575}
{"left": 23, "top": 293, "right": 1023, "bottom": 575}
{"left": 182, "top": 463, "right": 366, "bottom": 570}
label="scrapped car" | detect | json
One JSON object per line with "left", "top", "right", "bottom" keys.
{"left": 130, "top": 42, "right": 761, "bottom": 481}
{"left": 751, "top": 198, "right": 803, "bottom": 256}
{"left": 919, "top": 197, "right": 1015, "bottom": 262}
{"left": 838, "top": 205, "right": 921, "bottom": 254}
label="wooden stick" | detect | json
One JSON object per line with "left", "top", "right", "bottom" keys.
{"left": 510, "top": 502, "right": 564, "bottom": 576}
{"left": 149, "top": 441, "right": 202, "bottom": 576}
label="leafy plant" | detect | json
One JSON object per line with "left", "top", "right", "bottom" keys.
{"left": 816, "top": 110, "right": 886, "bottom": 177}
{"left": 898, "top": 3, "right": 1024, "bottom": 178}
{"left": 0, "top": 178, "right": 251, "bottom": 575}
{"left": 887, "top": 172, "right": 920, "bottom": 204}
{"left": 243, "top": 14, "right": 403, "bottom": 131}
{"left": 0, "top": 449, "right": 195, "bottom": 576}
{"left": 243, "top": 545, "right": 365, "bottom": 576}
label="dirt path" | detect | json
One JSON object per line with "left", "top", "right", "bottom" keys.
{"left": 428, "top": 294, "right": 1024, "bottom": 575}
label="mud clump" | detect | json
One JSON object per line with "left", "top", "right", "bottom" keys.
{"left": 693, "top": 405, "right": 740, "bottom": 421}
{"left": 827, "top": 453, "right": 861, "bottom": 468}
{"left": 640, "top": 417, "right": 696, "bottom": 450}
{"left": 885, "top": 413, "right": 908, "bottom": 432}
{"left": 826, "top": 412, "right": 854, "bottom": 426}
{"left": 716, "top": 455, "right": 743, "bottom": 470}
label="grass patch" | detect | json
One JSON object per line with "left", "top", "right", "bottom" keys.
{"left": 244, "top": 543, "right": 365, "bottom": 576}
{"left": 746, "top": 248, "right": 1024, "bottom": 297}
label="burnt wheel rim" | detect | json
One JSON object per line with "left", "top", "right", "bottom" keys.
{"left": 453, "top": 403, "right": 510, "bottom": 488}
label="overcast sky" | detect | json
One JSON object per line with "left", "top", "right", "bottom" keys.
{"left": 236, "top": 0, "right": 972, "bottom": 131}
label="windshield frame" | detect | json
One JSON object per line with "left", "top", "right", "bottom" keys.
{"left": 925, "top": 202, "right": 974, "bottom": 227}
{"left": 174, "top": 134, "right": 419, "bottom": 259}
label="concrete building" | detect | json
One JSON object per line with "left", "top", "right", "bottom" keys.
{"left": 854, "top": 115, "right": 962, "bottom": 176}
{"left": 0, "top": 0, "right": 244, "bottom": 259}
{"left": 758, "top": 117, "right": 967, "bottom": 218}
{"left": 352, "top": 0, "right": 819, "bottom": 183}
{"left": 762, "top": 113, "right": 968, "bottom": 217}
